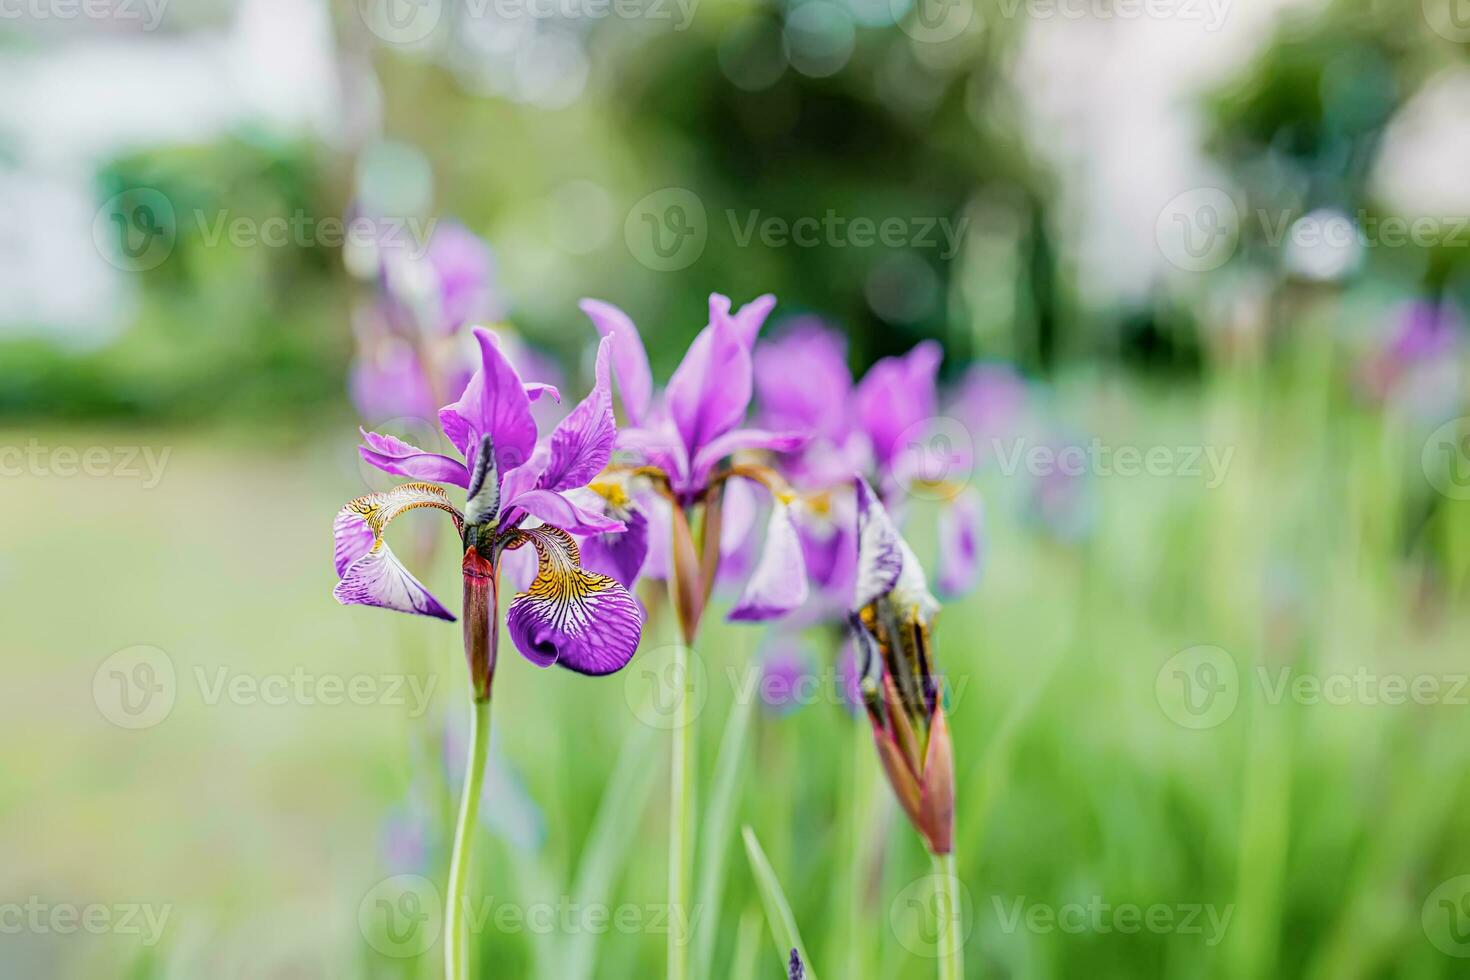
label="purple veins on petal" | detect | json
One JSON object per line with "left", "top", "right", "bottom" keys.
{"left": 852, "top": 476, "right": 904, "bottom": 610}
{"left": 359, "top": 428, "right": 472, "bottom": 488}
{"left": 331, "top": 483, "right": 463, "bottom": 620}
{"left": 440, "top": 327, "right": 538, "bottom": 473}
{"left": 505, "top": 525, "right": 644, "bottom": 675}
{"left": 538, "top": 336, "right": 617, "bottom": 492}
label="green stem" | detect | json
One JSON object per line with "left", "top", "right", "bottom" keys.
{"left": 446, "top": 696, "right": 491, "bottom": 980}
{"left": 667, "top": 638, "right": 694, "bottom": 980}
{"left": 932, "top": 850, "right": 964, "bottom": 980}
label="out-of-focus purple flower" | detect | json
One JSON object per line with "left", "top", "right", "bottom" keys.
{"left": 937, "top": 489, "right": 983, "bottom": 597}
{"left": 758, "top": 642, "right": 816, "bottom": 716}
{"left": 577, "top": 294, "right": 812, "bottom": 639}
{"left": 752, "top": 320, "right": 987, "bottom": 612}
{"left": 380, "top": 798, "right": 431, "bottom": 873}
{"left": 1360, "top": 299, "right": 1465, "bottom": 419}
{"left": 1025, "top": 434, "right": 1096, "bottom": 543}
{"left": 332, "top": 328, "right": 644, "bottom": 689}
{"left": 948, "top": 362, "right": 1028, "bottom": 442}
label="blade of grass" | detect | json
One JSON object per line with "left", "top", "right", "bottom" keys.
{"left": 742, "top": 825, "right": 817, "bottom": 980}
{"left": 692, "top": 679, "right": 757, "bottom": 977}
{"left": 730, "top": 907, "right": 762, "bottom": 980}
{"left": 562, "top": 721, "right": 661, "bottom": 980}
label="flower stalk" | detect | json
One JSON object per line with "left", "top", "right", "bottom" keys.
{"left": 932, "top": 850, "right": 964, "bottom": 980}
{"left": 447, "top": 546, "right": 498, "bottom": 980}
{"left": 446, "top": 694, "right": 490, "bottom": 980}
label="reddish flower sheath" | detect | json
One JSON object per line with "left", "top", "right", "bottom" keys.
{"left": 849, "top": 476, "right": 956, "bottom": 855}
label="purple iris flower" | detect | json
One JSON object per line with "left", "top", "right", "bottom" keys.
{"left": 1359, "top": 299, "right": 1464, "bottom": 418}
{"left": 577, "top": 293, "right": 812, "bottom": 638}
{"left": 757, "top": 642, "right": 817, "bottom": 716}
{"left": 348, "top": 219, "right": 560, "bottom": 427}
{"left": 751, "top": 319, "right": 985, "bottom": 607}
{"left": 332, "top": 326, "right": 643, "bottom": 686}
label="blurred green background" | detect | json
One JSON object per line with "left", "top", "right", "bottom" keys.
{"left": 2, "top": 0, "right": 1469, "bottom": 977}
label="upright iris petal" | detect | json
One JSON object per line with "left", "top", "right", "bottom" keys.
{"left": 854, "top": 341, "right": 943, "bottom": 469}
{"left": 505, "top": 526, "right": 644, "bottom": 675}
{"left": 579, "top": 299, "right": 653, "bottom": 426}
{"left": 665, "top": 304, "right": 752, "bottom": 463}
{"left": 440, "top": 329, "right": 538, "bottom": 473}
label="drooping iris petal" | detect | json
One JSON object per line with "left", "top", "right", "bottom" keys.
{"left": 690, "top": 428, "right": 808, "bottom": 488}
{"left": 665, "top": 305, "right": 752, "bottom": 462}
{"left": 505, "top": 526, "right": 644, "bottom": 675}
{"left": 539, "top": 337, "right": 616, "bottom": 492}
{"left": 753, "top": 318, "right": 853, "bottom": 439}
{"left": 937, "top": 489, "right": 982, "bottom": 597}
{"left": 439, "top": 328, "right": 538, "bottom": 473}
{"left": 729, "top": 499, "right": 810, "bottom": 621}
{"left": 332, "top": 483, "right": 464, "bottom": 620}
{"left": 511, "top": 489, "right": 626, "bottom": 535}
{"left": 580, "top": 298, "right": 652, "bottom": 425}
{"left": 359, "top": 429, "right": 472, "bottom": 487}
{"left": 854, "top": 340, "right": 943, "bottom": 469}
{"left": 852, "top": 476, "right": 903, "bottom": 610}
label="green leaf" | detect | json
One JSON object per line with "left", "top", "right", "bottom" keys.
{"left": 562, "top": 722, "right": 661, "bottom": 980}
{"left": 692, "top": 682, "right": 757, "bottom": 977}
{"left": 742, "top": 825, "right": 816, "bottom": 980}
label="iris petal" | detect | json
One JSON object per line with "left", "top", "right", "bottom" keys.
{"left": 505, "top": 526, "right": 644, "bottom": 675}
{"left": 729, "top": 499, "right": 810, "bottom": 621}
{"left": 852, "top": 476, "right": 903, "bottom": 610}
{"left": 359, "top": 429, "right": 472, "bottom": 488}
{"left": 331, "top": 483, "right": 463, "bottom": 620}
{"left": 439, "top": 327, "right": 538, "bottom": 473}
{"left": 538, "top": 337, "right": 616, "bottom": 492}
{"left": 580, "top": 299, "right": 652, "bottom": 425}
